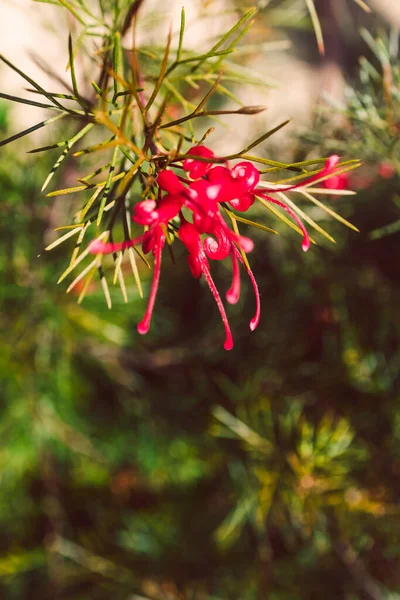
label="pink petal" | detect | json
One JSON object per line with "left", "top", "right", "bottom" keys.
{"left": 133, "top": 200, "right": 158, "bottom": 225}
{"left": 183, "top": 145, "right": 214, "bottom": 179}
{"left": 228, "top": 193, "right": 255, "bottom": 212}
{"left": 157, "top": 170, "right": 185, "bottom": 195}
{"left": 231, "top": 161, "right": 260, "bottom": 191}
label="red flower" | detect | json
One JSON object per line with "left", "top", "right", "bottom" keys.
{"left": 89, "top": 225, "right": 165, "bottom": 336}
{"left": 323, "top": 172, "right": 349, "bottom": 190}
{"left": 137, "top": 225, "right": 166, "bottom": 335}
{"left": 182, "top": 145, "right": 215, "bottom": 179}
{"left": 89, "top": 146, "right": 343, "bottom": 349}
{"left": 178, "top": 219, "right": 233, "bottom": 350}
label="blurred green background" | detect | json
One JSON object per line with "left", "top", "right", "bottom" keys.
{"left": 2, "top": 1, "right": 400, "bottom": 598}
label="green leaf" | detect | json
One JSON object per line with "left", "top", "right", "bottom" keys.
{"left": 211, "top": 7, "right": 257, "bottom": 51}
{"left": 66, "top": 257, "right": 98, "bottom": 294}
{"left": 277, "top": 191, "right": 336, "bottom": 244}
{"left": 300, "top": 190, "right": 360, "bottom": 232}
{"left": 370, "top": 219, "right": 400, "bottom": 239}
{"left": 112, "top": 251, "right": 129, "bottom": 303}
{"left": 305, "top": 0, "right": 325, "bottom": 55}
{"left": 99, "top": 265, "right": 112, "bottom": 309}
{"left": 256, "top": 193, "right": 316, "bottom": 244}
{"left": 0, "top": 54, "right": 66, "bottom": 111}
{"left": 0, "top": 92, "right": 60, "bottom": 111}
{"left": 159, "top": 105, "right": 267, "bottom": 130}
{"left": 112, "top": 32, "right": 121, "bottom": 103}
{"left": 211, "top": 11, "right": 255, "bottom": 73}
{"left": 215, "top": 82, "right": 243, "bottom": 107}
{"left": 58, "top": 0, "right": 87, "bottom": 26}
{"left": 44, "top": 226, "right": 83, "bottom": 251}
{"left": 41, "top": 123, "right": 94, "bottom": 192}
{"left": 28, "top": 140, "right": 70, "bottom": 153}
{"left": 25, "top": 88, "right": 80, "bottom": 101}
{"left": 215, "top": 494, "right": 258, "bottom": 548}
{"left": 176, "top": 7, "right": 186, "bottom": 63}
{"left": 128, "top": 247, "right": 143, "bottom": 298}
{"left": 47, "top": 172, "right": 125, "bottom": 196}
{"left": 213, "top": 406, "right": 271, "bottom": 450}
{"left": 223, "top": 209, "right": 278, "bottom": 235}
{"left": 225, "top": 120, "right": 291, "bottom": 158}
{"left": 78, "top": 163, "right": 111, "bottom": 183}
{"left": 145, "top": 27, "right": 172, "bottom": 112}
{"left": 67, "top": 34, "right": 84, "bottom": 103}
{"left": 70, "top": 221, "right": 90, "bottom": 265}
{"left": 270, "top": 160, "right": 361, "bottom": 186}
{"left": 77, "top": 264, "right": 97, "bottom": 304}
{"left": 78, "top": 186, "right": 104, "bottom": 221}
{"left": 0, "top": 113, "right": 67, "bottom": 148}
{"left": 193, "top": 73, "right": 223, "bottom": 114}
{"left": 97, "top": 146, "right": 120, "bottom": 226}
{"left": 189, "top": 7, "right": 256, "bottom": 75}
{"left": 73, "top": 136, "right": 116, "bottom": 156}
{"left": 360, "top": 28, "right": 389, "bottom": 67}
{"left": 57, "top": 231, "right": 108, "bottom": 284}
{"left": 172, "top": 48, "right": 234, "bottom": 69}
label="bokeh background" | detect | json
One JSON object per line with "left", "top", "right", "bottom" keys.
{"left": 2, "top": 1, "right": 400, "bottom": 598}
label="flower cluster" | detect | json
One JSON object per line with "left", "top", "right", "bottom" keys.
{"left": 90, "top": 146, "right": 340, "bottom": 350}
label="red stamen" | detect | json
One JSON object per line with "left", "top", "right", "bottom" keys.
{"left": 235, "top": 249, "right": 260, "bottom": 331}
{"left": 137, "top": 231, "right": 165, "bottom": 335}
{"left": 179, "top": 220, "right": 234, "bottom": 350}
{"left": 226, "top": 250, "right": 240, "bottom": 305}
{"left": 200, "top": 256, "right": 234, "bottom": 351}
{"left": 89, "top": 236, "right": 143, "bottom": 255}
{"left": 258, "top": 155, "right": 341, "bottom": 194}
{"left": 257, "top": 192, "right": 310, "bottom": 252}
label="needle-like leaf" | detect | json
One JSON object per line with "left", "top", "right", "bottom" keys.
{"left": 41, "top": 123, "right": 94, "bottom": 192}
{"left": 145, "top": 27, "right": 172, "bottom": 112}
{"left": 0, "top": 54, "right": 67, "bottom": 111}
{"left": 0, "top": 113, "right": 67, "bottom": 148}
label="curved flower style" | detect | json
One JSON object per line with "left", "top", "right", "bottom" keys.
{"left": 89, "top": 145, "right": 343, "bottom": 349}
{"left": 178, "top": 219, "right": 233, "bottom": 351}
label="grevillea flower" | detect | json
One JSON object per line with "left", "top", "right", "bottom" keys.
{"left": 89, "top": 225, "right": 165, "bottom": 336}
{"left": 89, "top": 145, "right": 344, "bottom": 349}
{"left": 323, "top": 172, "right": 349, "bottom": 190}
{"left": 178, "top": 219, "right": 233, "bottom": 351}
{"left": 182, "top": 145, "right": 215, "bottom": 179}
{"left": 137, "top": 225, "right": 166, "bottom": 335}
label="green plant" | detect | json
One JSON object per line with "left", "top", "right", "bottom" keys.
{"left": 1, "top": 0, "right": 359, "bottom": 349}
